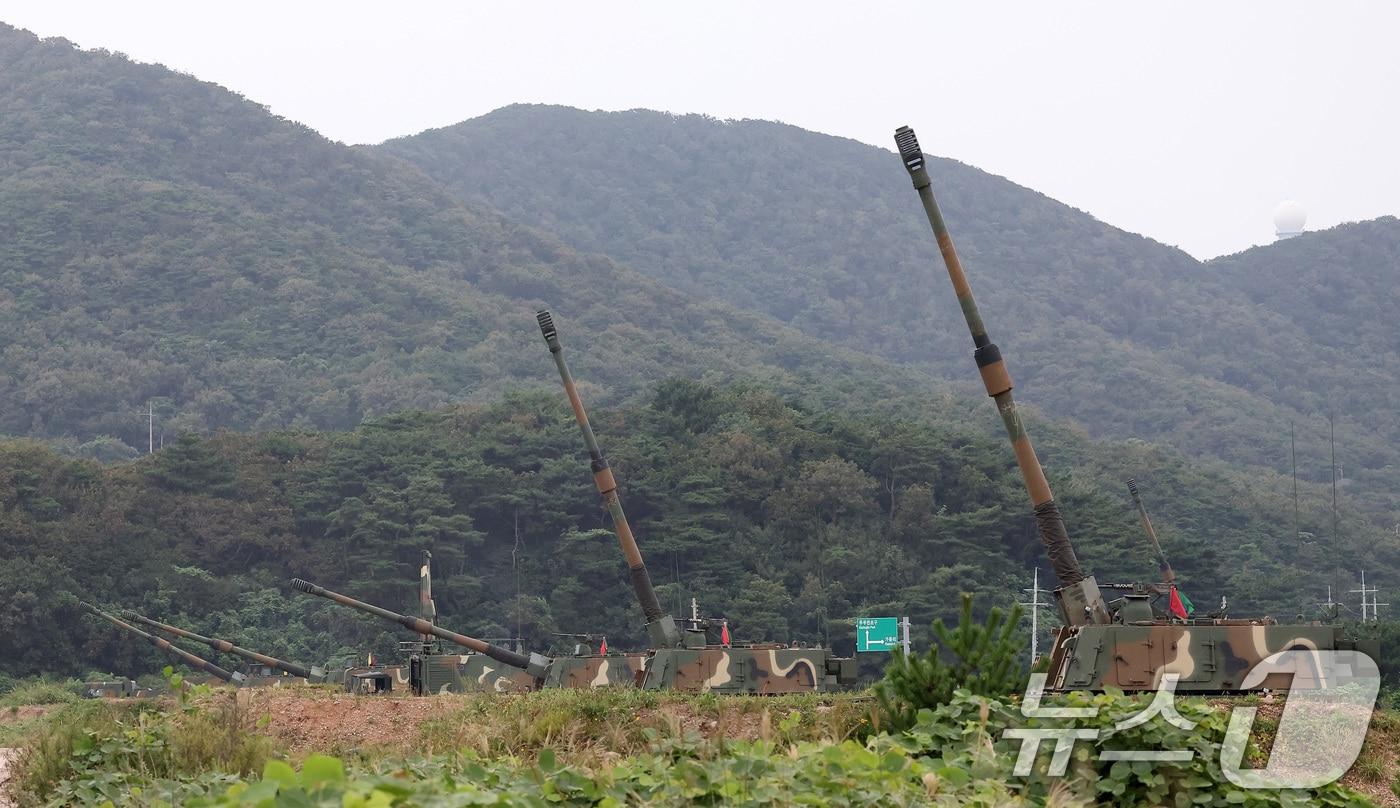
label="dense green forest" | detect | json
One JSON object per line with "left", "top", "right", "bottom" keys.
{"left": 1, "top": 26, "right": 1397, "bottom": 683}
{"left": 2, "top": 380, "right": 1392, "bottom": 680}
{"left": 0, "top": 24, "right": 936, "bottom": 453}
{"left": 377, "top": 105, "right": 1400, "bottom": 524}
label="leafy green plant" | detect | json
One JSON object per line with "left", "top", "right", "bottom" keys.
{"left": 874, "top": 592, "right": 1023, "bottom": 730}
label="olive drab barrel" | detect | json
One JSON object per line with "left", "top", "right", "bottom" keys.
{"left": 894, "top": 125, "right": 1372, "bottom": 694}
{"left": 536, "top": 309, "right": 691, "bottom": 650}
{"left": 79, "top": 602, "right": 245, "bottom": 684}
{"left": 894, "top": 126, "right": 1108, "bottom": 629}
{"left": 1126, "top": 479, "right": 1175, "bottom": 587}
{"left": 121, "top": 611, "right": 323, "bottom": 681}
{"left": 290, "top": 578, "right": 552, "bottom": 681}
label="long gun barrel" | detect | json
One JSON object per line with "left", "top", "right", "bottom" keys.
{"left": 536, "top": 310, "right": 684, "bottom": 649}
{"left": 290, "top": 578, "right": 550, "bottom": 679}
{"left": 1126, "top": 479, "right": 1175, "bottom": 586}
{"left": 122, "top": 611, "right": 320, "bottom": 680}
{"left": 894, "top": 126, "right": 1106, "bottom": 626}
{"left": 79, "top": 602, "right": 245, "bottom": 684}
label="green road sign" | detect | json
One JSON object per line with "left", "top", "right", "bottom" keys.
{"left": 856, "top": 617, "right": 900, "bottom": 652}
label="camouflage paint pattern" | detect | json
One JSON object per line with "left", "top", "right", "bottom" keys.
{"left": 641, "top": 646, "right": 857, "bottom": 694}
{"left": 290, "top": 578, "right": 551, "bottom": 681}
{"left": 83, "top": 680, "right": 145, "bottom": 698}
{"left": 536, "top": 310, "right": 859, "bottom": 693}
{"left": 1047, "top": 621, "right": 1370, "bottom": 692}
{"left": 894, "top": 126, "right": 1097, "bottom": 620}
{"left": 545, "top": 653, "right": 648, "bottom": 689}
{"left": 894, "top": 125, "right": 1372, "bottom": 693}
{"left": 536, "top": 309, "right": 685, "bottom": 650}
{"left": 413, "top": 653, "right": 535, "bottom": 693}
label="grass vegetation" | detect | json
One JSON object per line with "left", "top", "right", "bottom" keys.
{"left": 415, "top": 688, "right": 874, "bottom": 763}
{"left": 5, "top": 685, "right": 1382, "bottom": 807}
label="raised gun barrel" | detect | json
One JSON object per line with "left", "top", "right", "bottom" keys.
{"left": 122, "top": 611, "right": 320, "bottom": 680}
{"left": 537, "top": 309, "right": 684, "bottom": 649}
{"left": 290, "top": 578, "right": 550, "bottom": 679}
{"left": 1126, "top": 479, "right": 1175, "bottom": 586}
{"left": 894, "top": 126, "right": 1106, "bottom": 626}
{"left": 79, "top": 602, "right": 245, "bottom": 684}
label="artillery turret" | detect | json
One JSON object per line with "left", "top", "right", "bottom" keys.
{"left": 537, "top": 310, "right": 856, "bottom": 692}
{"left": 894, "top": 124, "right": 1369, "bottom": 692}
{"left": 79, "top": 602, "right": 245, "bottom": 685}
{"left": 121, "top": 611, "right": 326, "bottom": 682}
{"left": 291, "top": 578, "right": 547, "bottom": 692}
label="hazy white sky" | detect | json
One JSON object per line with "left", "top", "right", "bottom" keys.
{"left": 5, "top": 1, "right": 1397, "bottom": 258}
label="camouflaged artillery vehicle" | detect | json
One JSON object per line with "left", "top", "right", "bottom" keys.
{"left": 79, "top": 601, "right": 246, "bottom": 685}
{"left": 894, "top": 125, "right": 1371, "bottom": 693}
{"left": 292, "top": 576, "right": 542, "bottom": 693}
{"left": 537, "top": 310, "right": 858, "bottom": 693}
{"left": 82, "top": 679, "right": 153, "bottom": 699}
{"left": 122, "top": 611, "right": 328, "bottom": 685}
{"left": 291, "top": 573, "right": 644, "bottom": 692}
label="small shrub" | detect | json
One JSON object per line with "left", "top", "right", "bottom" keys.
{"left": 0, "top": 679, "right": 81, "bottom": 708}
{"left": 874, "top": 592, "right": 1023, "bottom": 730}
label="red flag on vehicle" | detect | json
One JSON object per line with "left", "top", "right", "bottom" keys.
{"left": 720, "top": 620, "right": 731, "bottom": 647}
{"left": 598, "top": 636, "right": 608, "bottom": 655}
{"left": 1168, "top": 586, "right": 1192, "bottom": 619}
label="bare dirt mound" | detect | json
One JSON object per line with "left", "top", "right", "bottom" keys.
{"left": 238, "top": 690, "right": 452, "bottom": 757}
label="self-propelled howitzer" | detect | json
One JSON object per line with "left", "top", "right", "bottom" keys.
{"left": 79, "top": 602, "right": 245, "bottom": 685}
{"left": 290, "top": 578, "right": 550, "bottom": 688}
{"left": 536, "top": 310, "right": 690, "bottom": 652}
{"left": 537, "top": 310, "right": 857, "bottom": 693}
{"left": 121, "top": 611, "right": 325, "bottom": 682}
{"left": 894, "top": 124, "right": 1368, "bottom": 692}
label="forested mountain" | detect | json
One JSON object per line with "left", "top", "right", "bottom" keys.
{"left": 0, "top": 24, "right": 929, "bottom": 454}
{"left": 1, "top": 25, "right": 1395, "bottom": 681}
{"left": 376, "top": 105, "right": 1400, "bottom": 523}
{"left": 3, "top": 381, "right": 1384, "bottom": 679}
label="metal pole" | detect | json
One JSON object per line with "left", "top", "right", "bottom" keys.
{"left": 900, "top": 617, "right": 911, "bottom": 656}
{"left": 1331, "top": 414, "right": 1339, "bottom": 602}
{"left": 1291, "top": 422, "right": 1300, "bottom": 550}
{"left": 1020, "top": 568, "right": 1050, "bottom": 663}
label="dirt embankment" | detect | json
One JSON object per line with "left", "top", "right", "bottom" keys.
{"left": 238, "top": 690, "right": 451, "bottom": 756}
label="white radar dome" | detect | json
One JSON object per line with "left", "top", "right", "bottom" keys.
{"left": 1273, "top": 200, "right": 1307, "bottom": 236}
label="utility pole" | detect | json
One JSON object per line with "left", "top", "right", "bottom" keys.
{"left": 148, "top": 401, "right": 155, "bottom": 454}
{"left": 1350, "top": 572, "right": 1372, "bottom": 622}
{"left": 1351, "top": 572, "right": 1387, "bottom": 624}
{"left": 1290, "top": 422, "right": 1300, "bottom": 550}
{"left": 1319, "top": 585, "right": 1340, "bottom": 620}
{"left": 1330, "top": 414, "right": 1339, "bottom": 603}
{"left": 1019, "top": 568, "right": 1052, "bottom": 663}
